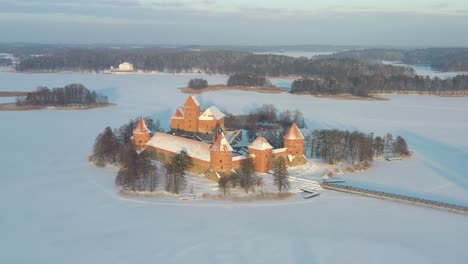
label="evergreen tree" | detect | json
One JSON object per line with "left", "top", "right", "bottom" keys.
{"left": 218, "top": 175, "right": 230, "bottom": 195}
{"left": 273, "top": 157, "right": 290, "bottom": 192}
{"left": 165, "top": 150, "right": 193, "bottom": 194}
{"left": 238, "top": 158, "right": 256, "bottom": 194}
{"left": 393, "top": 136, "right": 410, "bottom": 156}
{"left": 92, "top": 126, "right": 119, "bottom": 166}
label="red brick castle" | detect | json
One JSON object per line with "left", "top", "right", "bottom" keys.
{"left": 133, "top": 96, "right": 306, "bottom": 181}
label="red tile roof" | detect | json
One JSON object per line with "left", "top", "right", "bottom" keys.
{"left": 284, "top": 123, "right": 304, "bottom": 140}
{"left": 133, "top": 118, "right": 151, "bottom": 134}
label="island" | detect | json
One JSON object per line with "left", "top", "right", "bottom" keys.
{"left": 90, "top": 95, "right": 410, "bottom": 201}
{"left": 0, "top": 83, "right": 113, "bottom": 111}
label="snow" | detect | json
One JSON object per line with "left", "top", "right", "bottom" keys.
{"left": 210, "top": 132, "right": 233, "bottom": 152}
{"left": 188, "top": 95, "right": 200, "bottom": 106}
{"left": 1, "top": 71, "right": 468, "bottom": 263}
{"left": 284, "top": 122, "right": 304, "bottom": 140}
{"left": 272, "top": 148, "right": 287, "bottom": 154}
{"left": 171, "top": 108, "right": 184, "bottom": 119}
{"left": 147, "top": 132, "right": 211, "bottom": 162}
{"left": 248, "top": 136, "right": 273, "bottom": 150}
{"left": 199, "top": 106, "right": 225, "bottom": 120}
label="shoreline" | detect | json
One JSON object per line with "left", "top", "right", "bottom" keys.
{"left": 0, "top": 91, "right": 28, "bottom": 97}
{"left": 6, "top": 69, "right": 306, "bottom": 80}
{"left": 0, "top": 103, "right": 115, "bottom": 111}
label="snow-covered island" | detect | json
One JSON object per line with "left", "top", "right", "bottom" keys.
{"left": 90, "top": 95, "right": 418, "bottom": 204}
{"left": 0, "top": 83, "right": 113, "bottom": 111}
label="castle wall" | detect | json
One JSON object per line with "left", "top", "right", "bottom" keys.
{"left": 198, "top": 119, "right": 218, "bottom": 134}
{"left": 248, "top": 148, "right": 273, "bottom": 173}
{"left": 284, "top": 139, "right": 305, "bottom": 156}
{"left": 133, "top": 133, "right": 151, "bottom": 150}
{"left": 210, "top": 151, "right": 233, "bottom": 172}
{"left": 147, "top": 146, "right": 210, "bottom": 174}
{"left": 170, "top": 118, "right": 182, "bottom": 131}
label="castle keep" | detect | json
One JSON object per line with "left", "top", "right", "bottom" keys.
{"left": 133, "top": 96, "right": 306, "bottom": 181}
{"left": 170, "top": 96, "right": 225, "bottom": 133}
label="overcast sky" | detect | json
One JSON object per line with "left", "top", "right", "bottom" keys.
{"left": 0, "top": 0, "right": 467, "bottom": 46}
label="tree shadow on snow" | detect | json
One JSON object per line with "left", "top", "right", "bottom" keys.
{"left": 399, "top": 130, "right": 468, "bottom": 191}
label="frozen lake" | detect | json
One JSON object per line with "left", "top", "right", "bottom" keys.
{"left": 1, "top": 71, "right": 468, "bottom": 263}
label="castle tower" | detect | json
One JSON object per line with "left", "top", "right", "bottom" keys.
{"left": 284, "top": 122, "right": 305, "bottom": 156}
{"left": 170, "top": 108, "right": 184, "bottom": 131}
{"left": 210, "top": 132, "right": 232, "bottom": 172}
{"left": 210, "top": 132, "right": 233, "bottom": 173}
{"left": 248, "top": 136, "right": 273, "bottom": 173}
{"left": 133, "top": 118, "right": 151, "bottom": 150}
{"left": 183, "top": 96, "right": 201, "bottom": 132}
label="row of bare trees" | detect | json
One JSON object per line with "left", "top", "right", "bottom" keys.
{"left": 225, "top": 104, "right": 306, "bottom": 148}
{"left": 218, "top": 157, "right": 290, "bottom": 194}
{"left": 306, "top": 130, "right": 409, "bottom": 165}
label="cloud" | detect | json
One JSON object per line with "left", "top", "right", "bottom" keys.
{"left": 0, "top": 0, "right": 466, "bottom": 46}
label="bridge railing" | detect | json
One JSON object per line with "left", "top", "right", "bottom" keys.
{"left": 321, "top": 183, "right": 468, "bottom": 212}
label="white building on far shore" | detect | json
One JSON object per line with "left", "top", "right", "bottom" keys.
{"left": 118, "top": 62, "right": 134, "bottom": 71}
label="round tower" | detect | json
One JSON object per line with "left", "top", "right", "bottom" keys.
{"left": 210, "top": 132, "right": 233, "bottom": 173}
{"left": 284, "top": 122, "right": 305, "bottom": 156}
{"left": 248, "top": 136, "right": 273, "bottom": 173}
{"left": 133, "top": 118, "right": 151, "bottom": 150}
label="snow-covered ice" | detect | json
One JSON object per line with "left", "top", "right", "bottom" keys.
{"left": 1, "top": 71, "right": 468, "bottom": 263}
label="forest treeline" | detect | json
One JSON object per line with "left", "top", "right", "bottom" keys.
{"left": 0, "top": 58, "right": 13, "bottom": 66}
{"left": 306, "top": 130, "right": 409, "bottom": 165}
{"left": 15, "top": 48, "right": 412, "bottom": 78}
{"left": 321, "top": 48, "right": 468, "bottom": 72}
{"left": 15, "top": 83, "right": 109, "bottom": 106}
{"left": 290, "top": 75, "right": 468, "bottom": 97}
{"left": 227, "top": 73, "right": 272, "bottom": 87}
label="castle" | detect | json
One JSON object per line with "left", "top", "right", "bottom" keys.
{"left": 133, "top": 96, "right": 306, "bottom": 181}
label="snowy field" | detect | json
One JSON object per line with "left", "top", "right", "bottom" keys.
{"left": 1, "top": 71, "right": 468, "bottom": 263}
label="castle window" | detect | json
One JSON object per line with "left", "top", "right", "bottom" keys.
{"left": 220, "top": 160, "right": 222, "bottom": 163}
{"left": 221, "top": 165, "right": 223, "bottom": 169}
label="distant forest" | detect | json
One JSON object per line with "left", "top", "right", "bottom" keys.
{"left": 8, "top": 45, "right": 468, "bottom": 97}
{"left": 320, "top": 48, "right": 468, "bottom": 72}
{"left": 16, "top": 83, "right": 109, "bottom": 106}
{"left": 227, "top": 73, "right": 272, "bottom": 87}
{"left": 0, "top": 58, "right": 13, "bottom": 66}
{"left": 290, "top": 75, "right": 468, "bottom": 97}
{"left": 14, "top": 48, "right": 412, "bottom": 78}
